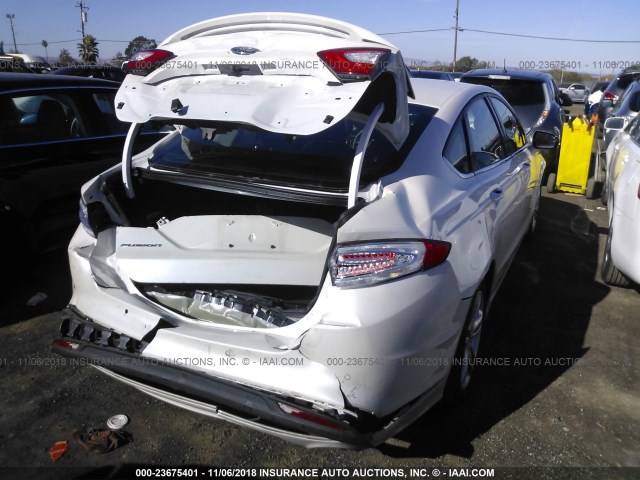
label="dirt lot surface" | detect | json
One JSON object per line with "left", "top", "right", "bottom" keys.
{"left": 1, "top": 188, "right": 639, "bottom": 480}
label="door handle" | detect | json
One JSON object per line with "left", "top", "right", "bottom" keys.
{"left": 490, "top": 189, "right": 503, "bottom": 201}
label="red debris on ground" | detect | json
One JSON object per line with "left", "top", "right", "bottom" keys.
{"left": 48, "top": 440, "right": 69, "bottom": 462}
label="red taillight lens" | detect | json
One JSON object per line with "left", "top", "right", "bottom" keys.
{"left": 329, "top": 240, "right": 451, "bottom": 288}
{"left": 278, "top": 403, "right": 345, "bottom": 430}
{"left": 603, "top": 91, "right": 618, "bottom": 102}
{"left": 122, "top": 49, "right": 174, "bottom": 76}
{"left": 318, "top": 48, "right": 389, "bottom": 81}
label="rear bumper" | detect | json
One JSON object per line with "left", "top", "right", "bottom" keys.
{"left": 53, "top": 309, "right": 370, "bottom": 448}
{"left": 53, "top": 307, "right": 444, "bottom": 449}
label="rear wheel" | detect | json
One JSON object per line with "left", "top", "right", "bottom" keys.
{"left": 444, "top": 283, "right": 486, "bottom": 403}
{"left": 601, "top": 225, "right": 631, "bottom": 287}
{"left": 525, "top": 188, "right": 541, "bottom": 240}
{"left": 585, "top": 178, "right": 596, "bottom": 199}
{"left": 546, "top": 172, "right": 557, "bottom": 193}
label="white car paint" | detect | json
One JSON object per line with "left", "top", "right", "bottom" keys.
{"left": 56, "top": 13, "right": 547, "bottom": 448}
{"left": 604, "top": 115, "right": 640, "bottom": 284}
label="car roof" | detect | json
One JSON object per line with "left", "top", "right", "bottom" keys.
{"left": 0, "top": 72, "right": 120, "bottom": 90}
{"left": 410, "top": 77, "right": 495, "bottom": 108}
{"left": 461, "top": 68, "right": 552, "bottom": 82}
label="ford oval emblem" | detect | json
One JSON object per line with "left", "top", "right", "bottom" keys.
{"left": 231, "top": 47, "right": 260, "bottom": 55}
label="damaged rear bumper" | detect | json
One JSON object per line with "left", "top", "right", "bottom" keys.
{"left": 52, "top": 308, "right": 440, "bottom": 449}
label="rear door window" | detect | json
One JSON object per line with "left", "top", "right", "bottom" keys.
{"left": 489, "top": 97, "right": 527, "bottom": 155}
{"left": 464, "top": 96, "right": 505, "bottom": 170}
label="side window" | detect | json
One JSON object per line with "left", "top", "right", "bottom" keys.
{"left": 0, "top": 93, "right": 86, "bottom": 145}
{"left": 91, "top": 92, "right": 130, "bottom": 135}
{"left": 464, "top": 96, "right": 505, "bottom": 170}
{"left": 489, "top": 97, "right": 527, "bottom": 155}
{"left": 443, "top": 117, "right": 471, "bottom": 173}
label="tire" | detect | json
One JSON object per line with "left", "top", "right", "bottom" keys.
{"left": 601, "top": 225, "right": 631, "bottom": 287}
{"left": 585, "top": 178, "right": 596, "bottom": 199}
{"left": 444, "top": 283, "right": 486, "bottom": 403}
{"left": 596, "top": 139, "right": 606, "bottom": 172}
{"left": 600, "top": 182, "right": 608, "bottom": 205}
{"left": 525, "top": 187, "right": 541, "bottom": 240}
{"left": 546, "top": 172, "right": 557, "bottom": 194}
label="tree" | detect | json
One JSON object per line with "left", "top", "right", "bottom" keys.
{"left": 41, "top": 40, "right": 49, "bottom": 60}
{"left": 58, "top": 48, "right": 76, "bottom": 66}
{"left": 78, "top": 34, "right": 99, "bottom": 64}
{"left": 124, "top": 36, "right": 157, "bottom": 59}
{"left": 110, "top": 51, "right": 127, "bottom": 67}
{"left": 454, "top": 56, "right": 491, "bottom": 72}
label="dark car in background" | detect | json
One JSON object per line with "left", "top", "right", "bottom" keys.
{"left": 52, "top": 64, "right": 127, "bottom": 83}
{"left": 0, "top": 73, "right": 165, "bottom": 280}
{"left": 460, "top": 69, "right": 569, "bottom": 191}
{"left": 601, "top": 80, "right": 640, "bottom": 150}
{"left": 410, "top": 69, "right": 454, "bottom": 81}
{"left": 597, "top": 68, "right": 640, "bottom": 139}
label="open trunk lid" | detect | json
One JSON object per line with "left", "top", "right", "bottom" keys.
{"left": 115, "top": 12, "right": 412, "bottom": 147}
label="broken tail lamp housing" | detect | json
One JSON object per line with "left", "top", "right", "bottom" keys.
{"left": 318, "top": 48, "right": 390, "bottom": 82}
{"left": 122, "top": 49, "right": 175, "bottom": 76}
{"left": 329, "top": 240, "right": 451, "bottom": 288}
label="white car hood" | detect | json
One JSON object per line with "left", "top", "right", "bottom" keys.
{"left": 115, "top": 12, "right": 411, "bottom": 147}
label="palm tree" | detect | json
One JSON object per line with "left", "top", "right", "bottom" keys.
{"left": 77, "top": 34, "right": 99, "bottom": 64}
{"left": 41, "top": 40, "right": 49, "bottom": 61}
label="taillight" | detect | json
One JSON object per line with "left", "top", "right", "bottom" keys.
{"left": 329, "top": 240, "right": 451, "bottom": 288}
{"left": 278, "top": 403, "right": 345, "bottom": 430}
{"left": 122, "top": 49, "right": 174, "bottom": 76}
{"left": 603, "top": 91, "right": 618, "bottom": 102}
{"left": 318, "top": 48, "right": 389, "bottom": 82}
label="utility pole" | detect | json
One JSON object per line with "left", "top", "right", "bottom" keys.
{"left": 6, "top": 14, "right": 17, "bottom": 53}
{"left": 76, "top": 0, "right": 89, "bottom": 39}
{"left": 452, "top": 0, "right": 460, "bottom": 72}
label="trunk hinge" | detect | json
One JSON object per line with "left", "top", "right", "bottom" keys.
{"left": 347, "top": 102, "right": 385, "bottom": 208}
{"left": 122, "top": 123, "right": 142, "bottom": 199}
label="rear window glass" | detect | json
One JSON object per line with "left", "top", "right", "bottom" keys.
{"left": 147, "top": 104, "right": 437, "bottom": 191}
{"left": 462, "top": 78, "right": 545, "bottom": 106}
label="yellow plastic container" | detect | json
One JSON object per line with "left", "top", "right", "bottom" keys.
{"left": 554, "top": 116, "right": 595, "bottom": 194}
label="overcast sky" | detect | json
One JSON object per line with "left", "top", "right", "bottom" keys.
{"left": 2, "top": 0, "right": 638, "bottom": 75}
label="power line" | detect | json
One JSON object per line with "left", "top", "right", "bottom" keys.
{"left": 15, "top": 38, "right": 129, "bottom": 47}
{"left": 378, "top": 28, "right": 451, "bottom": 35}
{"left": 378, "top": 26, "right": 640, "bottom": 44}
{"left": 463, "top": 28, "right": 640, "bottom": 44}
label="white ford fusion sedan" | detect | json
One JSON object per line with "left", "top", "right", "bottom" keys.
{"left": 602, "top": 114, "right": 640, "bottom": 287}
{"left": 54, "top": 13, "right": 553, "bottom": 448}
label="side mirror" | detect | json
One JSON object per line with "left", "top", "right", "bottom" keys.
{"left": 532, "top": 131, "right": 558, "bottom": 150}
{"left": 604, "top": 117, "right": 625, "bottom": 131}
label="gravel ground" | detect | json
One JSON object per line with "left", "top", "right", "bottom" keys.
{"left": 0, "top": 188, "right": 638, "bottom": 480}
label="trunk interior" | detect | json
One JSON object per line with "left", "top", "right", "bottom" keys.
{"left": 92, "top": 171, "right": 348, "bottom": 328}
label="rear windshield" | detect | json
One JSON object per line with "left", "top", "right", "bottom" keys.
{"left": 462, "top": 78, "right": 546, "bottom": 106}
{"left": 147, "top": 104, "right": 436, "bottom": 191}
